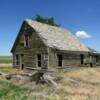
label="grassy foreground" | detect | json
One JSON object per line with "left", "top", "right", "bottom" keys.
{"left": 0, "top": 80, "right": 58, "bottom": 100}
{"left": 0, "top": 81, "right": 30, "bottom": 100}
{"left": 0, "top": 66, "right": 100, "bottom": 100}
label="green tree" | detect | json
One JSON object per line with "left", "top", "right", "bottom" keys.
{"left": 34, "top": 15, "right": 59, "bottom": 27}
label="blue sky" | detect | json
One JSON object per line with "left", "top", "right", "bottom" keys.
{"left": 0, "top": 0, "right": 100, "bottom": 55}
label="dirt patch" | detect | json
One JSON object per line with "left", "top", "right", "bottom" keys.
{"left": 0, "top": 63, "right": 12, "bottom": 67}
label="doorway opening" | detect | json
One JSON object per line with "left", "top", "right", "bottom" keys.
{"left": 57, "top": 54, "right": 62, "bottom": 67}
{"left": 20, "top": 54, "right": 24, "bottom": 70}
{"left": 80, "top": 54, "right": 84, "bottom": 65}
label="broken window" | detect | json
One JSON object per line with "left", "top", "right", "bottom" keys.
{"left": 37, "top": 54, "right": 41, "bottom": 67}
{"left": 58, "top": 54, "right": 62, "bottom": 67}
{"left": 24, "top": 35, "right": 29, "bottom": 47}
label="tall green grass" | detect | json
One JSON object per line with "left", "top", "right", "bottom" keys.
{"left": 0, "top": 81, "right": 59, "bottom": 100}
{"left": 0, "top": 81, "right": 30, "bottom": 100}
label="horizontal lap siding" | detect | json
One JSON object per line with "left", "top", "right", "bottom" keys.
{"left": 24, "top": 52, "right": 36, "bottom": 68}
{"left": 12, "top": 23, "right": 48, "bottom": 69}
{"left": 24, "top": 48, "right": 48, "bottom": 68}
{"left": 63, "top": 58, "right": 80, "bottom": 67}
{"left": 63, "top": 54, "right": 81, "bottom": 67}
{"left": 49, "top": 49, "right": 81, "bottom": 68}
{"left": 13, "top": 47, "right": 48, "bottom": 68}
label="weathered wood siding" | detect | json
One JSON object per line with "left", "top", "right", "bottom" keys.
{"left": 98, "top": 55, "right": 100, "bottom": 65}
{"left": 12, "top": 23, "right": 49, "bottom": 69}
{"left": 49, "top": 49, "right": 86, "bottom": 68}
{"left": 12, "top": 22, "right": 100, "bottom": 70}
{"left": 63, "top": 53, "right": 81, "bottom": 67}
{"left": 48, "top": 49, "right": 57, "bottom": 68}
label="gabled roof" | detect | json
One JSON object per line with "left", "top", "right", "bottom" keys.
{"left": 11, "top": 19, "right": 89, "bottom": 52}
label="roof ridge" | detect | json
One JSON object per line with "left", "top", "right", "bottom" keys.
{"left": 25, "top": 19, "right": 71, "bottom": 33}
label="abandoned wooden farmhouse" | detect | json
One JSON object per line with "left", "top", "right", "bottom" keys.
{"left": 11, "top": 19, "right": 100, "bottom": 70}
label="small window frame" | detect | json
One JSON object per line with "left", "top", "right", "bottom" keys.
{"left": 24, "top": 34, "right": 29, "bottom": 47}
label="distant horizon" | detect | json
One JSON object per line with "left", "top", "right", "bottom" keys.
{"left": 0, "top": 55, "right": 12, "bottom": 56}
{"left": 0, "top": 0, "right": 100, "bottom": 55}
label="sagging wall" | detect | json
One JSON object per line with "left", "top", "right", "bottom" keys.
{"left": 13, "top": 48, "right": 48, "bottom": 69}
{"left": 49, "top": 49, "right": 86, "bottom": 68}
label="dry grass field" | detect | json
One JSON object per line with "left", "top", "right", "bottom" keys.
{"left": 58, "top": 67, "right": 100, "bottom": 100}
{"left": 0, "top": 65, "right": 100, "bottom": 100}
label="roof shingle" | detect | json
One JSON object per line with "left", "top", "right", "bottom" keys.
{"left": 26, "top": 19, "right": 89, "bottom": 52}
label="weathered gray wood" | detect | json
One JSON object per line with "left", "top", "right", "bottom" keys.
{"left": 12, "top": 21, "right": 99, "bottom": 70}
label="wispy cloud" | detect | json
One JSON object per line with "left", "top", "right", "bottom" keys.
{"left": 75, "top": 31, "right": 92, "bottom": 39}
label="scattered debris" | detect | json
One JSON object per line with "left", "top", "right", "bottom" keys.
{"left": 0, "top": 68, "right": 62, "bottom": 89}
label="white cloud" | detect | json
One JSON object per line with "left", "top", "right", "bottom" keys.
{"left": 75, "top": 31, "right": 91, "bottom": 39}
